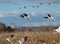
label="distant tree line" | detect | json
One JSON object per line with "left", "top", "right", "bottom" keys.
{"left": 0, "top": 23, "right": 59, "bottom": 32}
{"left": 0, "top": 23, "right": 16, "bottom": 32}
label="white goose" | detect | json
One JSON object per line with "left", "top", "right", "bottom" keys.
{"left": 20, "top": 13, "right": 30, "bottom": 20}
{"left": 54, "top": 26, "right": 60, "bottom": 32}
{"left": 6, "top": 35, "right": 14, "bottom": 43}
{"left": 44, "top": 13, "right": 55, "bottom": 21}
{"left": 11, "top": 23, "right": 18, "bottom": 29}
{"left": 18, "top": 36, "right": 28, "bottom": 44}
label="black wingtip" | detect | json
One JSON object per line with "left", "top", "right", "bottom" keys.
{"left": 23, "top": 13, "right": 28, "bottom": 16}
{"left": 44, "top": 17, "right": 48, "bottom": 18}
{"left": 47, "top": 13, "right": 51, "bottom": 17}
{"left": 20, "top": 15, "right": 24, "bottom": 18}
{"left": 24, "top": 36, "right": 28, "bottom": 41}
{"left": 10, "top": 35, "right": 14, "bottom": 38}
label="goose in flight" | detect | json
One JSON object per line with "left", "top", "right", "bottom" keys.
{"left": 44, "top": 13, "right": 55, "bottom": 21}
{"left": 19, "top": 5, "right": 26, "bottom": 9}
{"left": 48, "top": 1, "right": 58, "bottom": 5}
{"left": 32, "top": 5, "right": 40, "bottom": 8}
{"left": 20, "top": 13, "right": 30, "bottom": 20}
{"left": 39, "top": 3, "right": 42, "bottom": 5}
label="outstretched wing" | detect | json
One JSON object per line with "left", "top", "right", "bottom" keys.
{"left": 20, "top": 15, "right": 24, "bottom": 18}
{"left": 10, "top": 35, "right": 14, "bottom": 38}
{"left": 44, "top": 17, "right": 48, "bottom": 18}
{"left": 23, "top": 13, "right": 28, "bottom": 16}
{"left": 47, "top": 13, "right": 51, "bottom": 17}
{"left": 51, "top": 16, "right": 55, "bottom": 21}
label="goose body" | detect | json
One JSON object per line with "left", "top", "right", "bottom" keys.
{"left": 18, "top": 36, "right": 28, "bottom": 44}
{"left": 20, "top": 13, "right": 30, "bottom": 20}
{"left": 6, "top": 35, "right": 14, "bottom": 43}
{"left": 44, "top": 13, "right": 55, "bottom": 21}
{"left": 55, "top": 26, "right": 60, "bottom": 32}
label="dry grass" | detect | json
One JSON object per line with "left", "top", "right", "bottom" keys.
{"left": 0, "top": 32, "right": 60, "bottom": 44}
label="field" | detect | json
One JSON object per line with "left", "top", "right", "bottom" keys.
{"left": 0, "top": 31, "right": 60, "bottom": 44}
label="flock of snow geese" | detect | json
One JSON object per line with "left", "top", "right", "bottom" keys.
{"left": 3, "top": 13, "right": 60, "bottom": 44}
{"left": 20, "top": 13, "right": 60, "bottom": 32}
{"left": 6, "top": 25, "right": 60, "bottom": 44}
{"left": 20, "top": 13, "right": 55, "bottom": 21}
{"left": 18, "top": 1, "right": 58, "bottom": 9}
{"left": 19, "top": 1, "right": 58, "bottom": 22}
{"left": 18, "top": 1, "right": 60, "bottom": 33}
{"left": 7, "top": 25, "right": 60, "bottom": 44}
{"left": 8, "top": 12, "right": 60, "bottom": 44}
{"left": 8, "top": 13, "right": 60, "bottom": 44}
{"left": 2, "top": 1, "right": 60, "bottom": 44}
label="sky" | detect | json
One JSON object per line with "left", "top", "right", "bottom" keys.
{"left": 0, "top": 0, "right": 60, "bottom": 26}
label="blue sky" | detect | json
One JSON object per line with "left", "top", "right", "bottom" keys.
{"left": 0, "top": 0, "right": 60, "bottom": 26}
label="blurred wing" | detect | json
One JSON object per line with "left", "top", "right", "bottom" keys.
{"left": 47, "top": 13, "right": 51, "bottom": 17}
{"left": 36, "top": 5, "right": 39, "bottom": 8}
{"left": 53, "top": 1, "right": 58, "bottom": 4}
{"left": 48, "top": 2, "right": 51, "bottom": 5}
{"left": 19, "top": 7, "right": 21, "bottom": 9}
{"left": 44, "top": 17, "right": 48, "bottom": 18}
{"left": 23, "top": 14, "right": 28, "bottom": 16}
{"left": 51, "top": 17, "right": 55, "bottom": 21}
{"left": 40, "top": 3, "right": 42, "bottom": 5}
{"left": 7, "top": 38, "right": 10, "bottom": 42}
{"left": 23, "top": 6, "right": 26, "bottom": 8}
{"left": 32, "top": 5, "right": 35, "bottom": 8}
{"left": 20, "top": 15, "right": 24, "bottom": 18}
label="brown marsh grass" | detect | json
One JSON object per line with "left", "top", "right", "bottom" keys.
{"left": 0, "top": 32, "right": 60, "bottom": 44}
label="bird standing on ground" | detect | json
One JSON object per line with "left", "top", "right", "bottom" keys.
{"left": 18, "top": 36, "right": 28, "bottom": 44}
{"left": 44, "top": 13, "right": 55, "bottom": 21}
